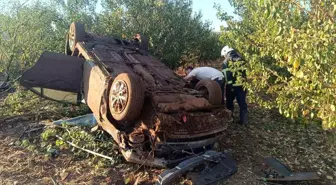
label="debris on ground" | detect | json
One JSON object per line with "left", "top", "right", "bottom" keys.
{"left": 157, "top": 150, "right": 237, "bottom": 185}
{"left": 52, "top": 113, "right": 97, "bottom": 127}
{"left": 255, "top": 156, "right": 320, "bottom": 183}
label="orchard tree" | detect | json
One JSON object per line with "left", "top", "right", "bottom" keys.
{"left": 101, "top": 0, "right": 220, "bottom": 68}
{"left": 217, "top": 0, "right": 336, "bottom": 128}
{"left": 0, "top": 0, "right": 100, "bottom": 79}
{"left": 1, "top": 0, "right": 220, "bottom": 76}
{"left": 0, "top": 1, "right": 67, "bottom": 79}
{"left": 50, "top": 0, "right": 99, "bottom": 32}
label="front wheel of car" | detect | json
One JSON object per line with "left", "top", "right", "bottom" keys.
{"left": 65, "top": 32, "right": 72, "bottom": 55}
{"left": 195, "top": 80, "right": 222, "bottom": 105}
{"left": 109, "top": 73, "right": 145, "bottom": 121}
{"left": 68, "top": 22, "right": 86, "bottom": 52}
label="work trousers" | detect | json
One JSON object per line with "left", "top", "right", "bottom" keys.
{"left": 225, "top": 85, "right": 248, "bottom": 124}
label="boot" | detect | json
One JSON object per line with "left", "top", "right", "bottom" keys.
{"left": 239, "top": 110, "right": 248, "bottom": 125}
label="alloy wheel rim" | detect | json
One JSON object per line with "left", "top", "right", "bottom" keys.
{"left": 110, "top": 80, "right": 128, "bottom": 114}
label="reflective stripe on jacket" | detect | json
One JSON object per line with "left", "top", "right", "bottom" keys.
{"left": 222, "top": 50, "right": 246, "bottom": 86}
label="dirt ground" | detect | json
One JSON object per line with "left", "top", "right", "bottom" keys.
{"left": 0, "top": 93, "right": 335, "bottom": 185}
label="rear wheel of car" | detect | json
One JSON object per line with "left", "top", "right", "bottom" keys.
{"left": 65, "top": 33, "right": 72, "bottom": 55}
{"left": 195, "top": 80, "right": 222, "bottom": 105}
{"left": 67, "top": 22, "right": 86, "bottom": 52}
{"left": 109, "top": 73, "right": 145, "bottom": 121}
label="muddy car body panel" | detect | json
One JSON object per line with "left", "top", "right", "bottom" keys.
{"left": 20, "top": 22, "right": 232, "bottom": 167}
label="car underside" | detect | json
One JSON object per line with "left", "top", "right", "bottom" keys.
{"left": 20, "top": 22, "right": 232, "bottom": 168}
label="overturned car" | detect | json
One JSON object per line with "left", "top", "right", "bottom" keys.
{"left": 20, "top": 22, "right": 232, "bottom": 168}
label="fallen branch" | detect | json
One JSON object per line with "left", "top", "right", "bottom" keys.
{"left": 24, "top": 126, "right": 44, "bottom": 133}
{"left": 0, "top": 113, "right": 34, "bottom": 122}
{"left": 18, "top": 126, "right": 30, "bottom": 141}
{"left": 55, "top": 135, "right": 113, "bottom": 161}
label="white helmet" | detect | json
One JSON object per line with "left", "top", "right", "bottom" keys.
{"left": 221, "top": 46, "right": 234, "bottom": 57}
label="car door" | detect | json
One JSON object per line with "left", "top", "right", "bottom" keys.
{"left": 20, "top": 51, "right": 85, "bottom": 104}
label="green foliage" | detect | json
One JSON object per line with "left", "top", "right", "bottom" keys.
{"left": 0, "top": 0, "right": 219, "bottom": 80}
{"left": 0, "top": 1, "right": 68, "bottom": 79}
{"left": 100, "top": 0, "right": 220, "bottom": 68}
{"left": 41, "top": 124, "right": 122, "bottom": 166}
{"left": 218, "top": 0, "right": 336, "bottom": 129}
{"left": 15, "top": 121, "right": 121, "bottom": 167}
{"left": 0, "top": 89, "right": 90, "bottom": 119}
{"left": 1, "top": 90, "right": 41, "bottom": 116}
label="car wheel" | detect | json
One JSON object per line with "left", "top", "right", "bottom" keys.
{"left": 65, "top": 32, "right": 72, "bottom": 55}
{"left": 68, "top": 22, "right": 86, "bottom": 52}
{"left": 109, "top": 73, "right": 145, "bottom": 121}
{"left": 195, "top": 80, "right": 222, "bottom": 105}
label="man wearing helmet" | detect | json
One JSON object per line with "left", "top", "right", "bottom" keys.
{"left": 221, "top": 46, "right": 248, "bottom": 125}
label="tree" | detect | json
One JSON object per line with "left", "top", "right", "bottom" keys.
{"left": 0, "top": 0, "right": 219, "bottom": 77}
{"left": 0, "top": 1, "right": 67, "bottom": 79}
{"left": 101, "top": 0, "right": 219, "bottom": 68}
{"left": 0, "top": 0, "right": 101, "bottom": 80}
{"left": 217, "top": 0, "right": 336, "bottom": 129}
{"left": 50, "top": 0, "right": 99, "bottom": 32}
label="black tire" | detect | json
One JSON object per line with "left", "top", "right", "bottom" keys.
{"left": 109, "top": 73, "right": 145, "bottom": 121}
{"left": 68, "top": 22, "right": 86, "bottom": 52}
{"left": 65, "top": 33, "right": 72, "bottom": 55}
{"left": 195, "top": 80, "right": 222, "bottom": 105}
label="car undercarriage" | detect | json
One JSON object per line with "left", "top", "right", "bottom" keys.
{"left": 20, "top": 22, "right": 233, "bottom": 168}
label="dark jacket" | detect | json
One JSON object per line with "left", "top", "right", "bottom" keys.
{"left": 222, "top": 50, "right": 246, "bottom": 86}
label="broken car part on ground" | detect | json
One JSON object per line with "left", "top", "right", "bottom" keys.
{"left": 20, "top": 22, "right": 232, "bottom": 169}
{"left": 255, "top": 156, "right": 320, "bottom": 183}
{"left": 157, "top": 150, "right": 237, "bottom": 185}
